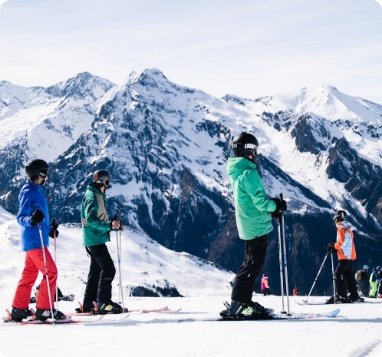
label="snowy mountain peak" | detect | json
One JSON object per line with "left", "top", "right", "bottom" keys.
{"left": 46, "top": 72, "right": 115, "bottom": 100}
{"left": 122, "top": 68, "right": 196, "bottom": 98}
{"left": 223, "top": 84, "right": 382, "bottom": 125}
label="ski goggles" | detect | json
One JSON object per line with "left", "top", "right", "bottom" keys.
{"left": 39, "top": 169, "right": 48, "bottom": 178}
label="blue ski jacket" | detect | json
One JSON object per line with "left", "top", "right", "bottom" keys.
{"left": 16, "top": 181, "right": 50, "bottom": 251}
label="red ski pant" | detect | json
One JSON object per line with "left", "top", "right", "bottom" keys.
{"left": 12, "top": 248, "right": 57, "bottom": 310}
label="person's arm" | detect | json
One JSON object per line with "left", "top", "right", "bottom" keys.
{"left": 16, "top": 192, "right": 35, "bottom": 227}
{"left": 83, "top": 196, "right": 111, "bottom": 232}
{"left": 333, "top": 228, "right": 345, "bottom": 251}
{"left": 242, "top": 171, "right": 277, "bottom": 213}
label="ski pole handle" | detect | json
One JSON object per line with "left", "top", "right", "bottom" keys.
{"left": 279, "top": 193, "right": 283, "bottom": 201}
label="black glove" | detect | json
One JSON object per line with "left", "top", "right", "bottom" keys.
{"left": 30, "top": 209, "right": 45, "bottom": 226}
{"left": 327, "top": 243, "right": 336, "bottom": 253}
{"left": 111, "top": 214, "right": 123, "bottom": 231}
{"left": 271, "top": 211, "right": 282, "bottom": 219}
{"left": 270, "top": 198, "right": 287, "bottom": 218}
{"left": 49, "top": 219, "right": 59, "bottom": 238}
{"left": 111, "top": 219, "right": 123, "bottom": 231}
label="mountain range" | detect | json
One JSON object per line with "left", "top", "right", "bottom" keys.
{"left": 1, "top": 69, "right": 381, "bottom": 295}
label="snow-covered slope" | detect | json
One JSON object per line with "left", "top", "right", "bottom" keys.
{"left": 0, "top": 207, "right": 232, "bottom": 299}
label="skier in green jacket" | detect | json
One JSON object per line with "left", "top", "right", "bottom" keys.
{"left": 221, "top": 132, "right": 287, "bottom": 319}
{"left": 78, "top": 169, "right": 124, "bottom": 314}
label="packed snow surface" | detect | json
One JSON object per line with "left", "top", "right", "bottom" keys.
{"left": 1, "top": 207, "right": 382, "bottom": 357}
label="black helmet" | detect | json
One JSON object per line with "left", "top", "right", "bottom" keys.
{"left": 334, "top": 210, "right": 347, "bottom": 224}
{"left": 232, "top": 132, "right": 258, "bottom": 156}
{"left": 25, "top": 159, "right": 49, "bottom": 178}
{"left": 93, "top": 170, "right": 111, "bottom": 187}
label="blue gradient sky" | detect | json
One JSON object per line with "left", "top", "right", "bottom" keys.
{"left": 1, "top": 0, "right": 382, "bottom": 102}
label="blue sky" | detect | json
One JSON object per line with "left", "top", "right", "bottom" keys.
{"left": 1, "top": 0, "right": 382, "bottom": 103}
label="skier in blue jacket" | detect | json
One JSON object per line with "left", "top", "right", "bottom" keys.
{"left": 8, "top": 159, "right": 64, "bottom": 322}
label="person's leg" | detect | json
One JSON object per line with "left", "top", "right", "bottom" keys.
{"left": 12, "top": 252, "right": 39, "bottom": 309}
{"left": 28, "top": 248, "right": 57, "bottom": 310}
{"left": 342, "top": 261, "right": 358, "bottom": 299}
{"left": 359, "top": 280, "right": 365, "bottom": 295}
{"left": 369, "top": 279, "right": 378, "bottom": 297}
{"left": 87, "top": 244, "right": 116, "bottom": 304}
{"left": 334, "top": 261, "right": 348, "bottom": 298}
{"left": 231, "top": 235, "right": 267, "bottom": 304}
{"left": 83, "top": 247, "right": 101, "bottom": 311}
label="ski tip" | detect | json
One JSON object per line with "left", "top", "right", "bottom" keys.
{"left": 5, "top": 309, "right": 12, "bottom": 321}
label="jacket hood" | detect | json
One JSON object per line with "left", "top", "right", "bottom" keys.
{"left": 226, "top": 157, "right": 256, "bottom": 180}
{"left": 336, "top": 221, "right": 354, "bottom": 231}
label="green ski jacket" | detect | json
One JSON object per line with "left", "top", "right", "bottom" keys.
{"left": 81, "top": 185, "right": 113, "bottom": 246}
{"left": 226, "top": 157, "right": 276, "bottom": 240}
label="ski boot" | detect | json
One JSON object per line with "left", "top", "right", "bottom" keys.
{"left": 326, "top": 294, "right": 352, "bottom": 304}
{"left": 352, "top": 297, "right": 365, "bottom": 302}
{"left": 228, "top": 300, "right": 274, "bottom": 320}
{"left": 97, "top": 301, "right": 123, "bottom": 314}
{"left": 220, "top": 301, "right": 232, "bottom": 318}
{"left": 61, "top": 294, "right": 75, "bottom": 302}
{"left": 36, "top": 308, "right": 66, "bottom": 321}
{"left": 8, "top": 307, "right": 35, "bottom": 322}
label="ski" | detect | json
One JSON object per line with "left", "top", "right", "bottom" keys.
{"left": 2, "top": 314, "right": 131, "bottom": 325}
{"left": 297, "top": 299, "right": 366, "bottom": 305}
{"left": 296, "top": 300, "right": 329, "bottom": 305}
{"left": 67, "top": 306, "right": 181, "bottom": 317}
{"left": 178, "top": 308, "right": 340, "bottom": 323}
{"left": 2, "top": 316, "right": 80, "bottom": 325}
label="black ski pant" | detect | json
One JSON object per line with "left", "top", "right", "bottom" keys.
{"left": 83, "top": 244, "right": 116, "bottom": 308}
{"left": 231, "top": 235, "right": 267, "bottom": 304}
{"left": 335, "top": 260, "right": 358, "bottom": 299}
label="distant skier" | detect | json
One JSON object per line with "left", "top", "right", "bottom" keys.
{"left": 354, "top": 265, "right": 369, "bottom": 297}
{"left": 292, "top": 286, "right": 298, "bottom": 296}
{"left": 369, "top": 266, "right": 381, "bottom": 298}
{"left": 220, "top": 132, "right": 287, "bottom": 319}
{"left": 79, "top": 169, "right": 124, "bottom": 314}
{"left": 261, "top": 274, "right": 271, "bottom": 296}
{"left": 8, "top": 159, "right": 65, "bottom": 322}
{"left": 378, "top": 268, "right": 382, "bottom": 298}
{"left": 326, "top": 210, "right": 363, "bottom": 304}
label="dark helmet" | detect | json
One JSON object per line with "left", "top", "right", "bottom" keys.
{"left": 25, "top": 159, "right": 49, "bottom": 178}
{"left": 93, "top": 170, "right": 111, "bottom": 187}
{"left": 232, "top": 132, "right": 258, "bottom": 156}
{"left": 333, "top": 210, "right": 347, "bottom": 224}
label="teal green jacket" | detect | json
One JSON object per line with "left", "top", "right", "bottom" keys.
{"left": 81, "top": 184, "right": 113, "bottom": 246}
{"left": 226, "top": 157, "right": 276, "bottom": 240}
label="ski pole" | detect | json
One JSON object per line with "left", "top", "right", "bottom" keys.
{"left": 280, "top": 193, "right": 291, "bottom": 316}
{"left": 331, "top": 253, "right": 336, "bottom": 296}
{"left": 114, "top": 214, "right": 125, "bottom": 310}
{"left": 52, "top": 219, "right": 58, "bottom": 310}
{"left": 38, "top": 224, "right": 55, "bottom": 325}
{"left": 305, "top": 253, "right": 328, "bottom": 303}
{"left": 277, "top": 212, "right": 285, "bottom": 313}
{"left": 118, "top": 229, "right": 125, "bottom": 310}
